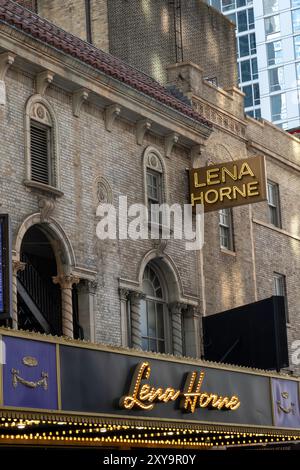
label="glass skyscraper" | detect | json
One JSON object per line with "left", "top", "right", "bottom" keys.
{"left": 205, "top": 0, "right": 300, "bottom": 130}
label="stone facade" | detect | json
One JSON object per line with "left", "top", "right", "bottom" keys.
{"left": 166, "top": 62, "right": 300, "bottom": 374}
{"left": 2, "top": 1, "right": 300, "bottom": 376}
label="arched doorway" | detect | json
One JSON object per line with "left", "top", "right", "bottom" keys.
{"left": 17, "top": 225, "right": 62, "bottom": 335}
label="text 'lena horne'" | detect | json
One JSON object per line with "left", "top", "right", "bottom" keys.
{"left": 119, "top": 362, "right": 241, "bottom": 414}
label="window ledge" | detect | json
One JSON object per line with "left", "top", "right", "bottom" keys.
{"left": 24, "top": 180, "right": 64, "bottom": 198}
{"left": 220, "top": 247, "right": 236, "bottom": 257}
{"left": 252, "top": 218, "right": 300, "bottom": 241}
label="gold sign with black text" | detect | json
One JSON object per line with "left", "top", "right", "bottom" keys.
{"left": 190, "top": 155, "right": 267, "bottom": 212}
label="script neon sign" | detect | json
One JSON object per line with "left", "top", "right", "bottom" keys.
{"left": 120, "top": 362, "right": 241, "bottom": 414}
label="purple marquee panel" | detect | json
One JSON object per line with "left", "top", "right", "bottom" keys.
{"left": 2, "top": 336, "right": 58, "bottom": 410}
{"left": 272, "top": 378, "right": 300, "bottom": 428}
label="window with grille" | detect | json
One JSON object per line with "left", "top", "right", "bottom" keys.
{"left": 30, "top": 122, "right": 52, "bottom": 185}
{"left": 219, "top": 208, "right": 234, "bottom": 251}
{"left": 267, "top": 180, "right": 281, "bottom": 227}
{"left": 273, "top": 272, "right": 289, "bottom": 322}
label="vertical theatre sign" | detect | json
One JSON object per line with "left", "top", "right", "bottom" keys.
{"left": 189, "top": 155, "right": 267, "bottom": 212}
{"left": 0, "top": 215, "right": 12, "bottom": 320}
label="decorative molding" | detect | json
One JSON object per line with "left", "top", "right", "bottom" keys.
{"left": 192, "top": 98, "right": 246, "bottom": 139}
{"left": 12, "top": 260, "right": 26, "bottom": 275}
{"left": 129, "top": 290, "right": 146, "bottom": 350}
{"left": 94, "top": 176, "right": 113, "bottom": 205}
{"left": 170, "top": 302, "right": 187, "bottom": 315}
{"left": 164, "top": 132, "right": 179, "bottom": 158}
{"left": 104, "top": 103, "right": 121, "bottom": 132}
{"left": 72, "top": 88, "right": 89, "bottom": 117}
{"left": 119, "top": 288, "right": 130, "bottom": 303}
{"left": 153, "top": 238, "right": 168, "bottom": 256}
{"left": 24, "top": 180, "right": 64, "bottom": 198}
{"left": 190, "top": 144, "right": 203, "bottom": 168}
{"left": 0, "top": 51, "right": 15, "bottom": 81}
{"left": 38, "top": 196, "right": 56, "bottom": 222}
{"left": 0, "top": 51, "right": 15, "bottom": 105}
{"left": 136, "top": 119, "right": 152, "bottom": 145}
{"left": 79, "top": 280, "right": 98, "bottom": 295}
{"left": 146, "top": 149, "right": 163, "bottom": 173}
{"left": 52, "top": 274, "right": 80, "bottom": 290}
{"left": 29, "top": 101, "right": 52, "bottom": 126}
{"left": 36, "top": 70, "right": 54, "bottom": 95}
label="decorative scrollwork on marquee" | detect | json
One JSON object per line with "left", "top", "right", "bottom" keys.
{"left": 11, "top": 369, "right": 48, "bottom": 390}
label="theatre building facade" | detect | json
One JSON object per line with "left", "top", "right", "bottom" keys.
{"left": 0, "top": 0, "right": 299, "bottom": 449}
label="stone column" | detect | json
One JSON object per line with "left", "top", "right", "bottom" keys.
{"left": 119, "top": 288, "right": 130, "bottom": 347}
{"left": 77, "top": 280, "right": 97, "bottom": 342}
{"left": 52, "top": 274, "right": 80, "bottom": 338}
{"left": 129, "top": 291, "right": 145, "bottom": 350}
{"left": 183, "top": 306, "right": 201, "bottom": 359}
{"left": 170, "top": 302, "right": 186, "bottom": 357}
{"left": 12, "top": 260, "right": 26, "bottom": 329}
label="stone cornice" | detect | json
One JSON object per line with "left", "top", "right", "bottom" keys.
{"left": 0, "top": 24, "right": 212, "bottom": 146}
{"left": 192, "top": 95, "right": 246, "bottom": 140}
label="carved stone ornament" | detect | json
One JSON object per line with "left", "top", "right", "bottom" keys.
{"left": 153, "top": 238, "right": 168, "bottom": 255}
{"left": 94, "top": 176, "right": 113, "bottom": 205}
{"left": 30, "top": 102, "right": 52, "bottom": 126}
{"left": 146, "top": 152, "right": 163, "bottom": 173}
{"left": 38, "top": 197, "right": 56, "bottom": 222}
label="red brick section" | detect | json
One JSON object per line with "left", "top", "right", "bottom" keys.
{"left": 0, "top": 0, "right": 212, "bottom": 128}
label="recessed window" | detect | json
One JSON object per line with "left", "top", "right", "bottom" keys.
{"left": 238, "top": 10, "right": 248, "bottom": 32}
{"left": 240, "top": 59, "right": 258, "bottom": 82}
{"left": 144, "top": 147, "right": 165, "bottom": 227}
{"left": 270, "top": 93, "right": 287, "bottom": 121}
{"left": 269, "top": 67, "right": 284, "bottom": 92}
{"left": 294, "top": 35, "right": 300, "bottom": 59}
{"left": 243, "top": 84, "right": 253, "bottom": 107}
{"left": 265, "top": 15, "right": 280, "bottom": 37}
{"left": 147, "top": 170, "right": 162, "bottom": 224}
{"left": 263, "top": 0, "right": 279, "bottom": 16}
{"left": 273, "top": 272, "right": 289, "bottom": 323}
{"left": 239, "top": 35, "right": 250, "bottom": 57}
{"left": 267, "top": 40, "right": 283, "bottom": 65}
{"left": 241, "top": 59, "right": 251, "bottom": 81}
{"left": 141, "top": 265, "right": 167, "bottom": 353}
{"left": 222, "top": 0, "right": 235, "bottom": 12}
{"left": 248, "top": 8, "right": 254, "bottom": 29}
{"left": 30, "top": 123, "right": 51, "bottom": 185}
{"left": 219, "top": 208, "right": 234, "bottom": 251}
{"left": 292, "top": 9, "right": 300, "bottom": 33}
{"left": 250, "top": 33, "right": 257, "bottom": 54}
{"left": 267, "top": 180, "right": 281, "bottom": 227}
{"left": 251, "top": 58, "right": 258, "bottom": 79}
{"left": 25, "top": 98, "right": 59, "bottom": 191}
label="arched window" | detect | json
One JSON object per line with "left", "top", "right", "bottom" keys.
{"left": 25, "top": 96, "right": 60, "bottom": 191}
{"left": 140, "top": 264, "right": 168, "bottom": 353}
{"left": 143, "top": 146, "right": 166, "bottom": 225}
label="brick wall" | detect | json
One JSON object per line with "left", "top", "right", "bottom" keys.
{"left": 33, "top": 0, "right": 237, "bottom": 87}
{"left": 1, "top": 66, "right": 200, "bottom": 348}
{"left": 107, "top": 0, "right": 237, "bottom": 87}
